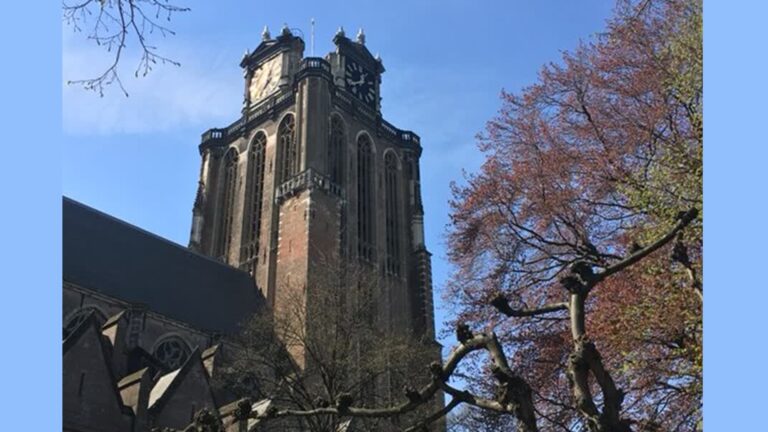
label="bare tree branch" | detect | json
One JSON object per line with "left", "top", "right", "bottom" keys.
{"left": 490, "top": 296, "right": 569, "bottom": 318}
{"left": 594, "top": 208, "right": 698, "bottom": 285}
{"left": 242, "top": 331, "right": 538, "bottom": 432}
{"left": 63, "top": 0, "right": 189, "bottom": 96}
{"left": 403, "top": 398, "right": 462, "bottom": 432}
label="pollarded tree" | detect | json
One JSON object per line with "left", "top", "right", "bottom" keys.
{"left": 171, "top": 201, "right": 696, "bottom": 432}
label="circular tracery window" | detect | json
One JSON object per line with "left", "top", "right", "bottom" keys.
{"left": 153, "top": 337, "right": 191, "bottom": 370}
{"left": 63, "top": 306, "right": 106, "bottom": 339}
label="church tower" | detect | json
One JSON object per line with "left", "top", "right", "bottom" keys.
{"left": 189, "top": 25, "right": 438, "bottom": 374}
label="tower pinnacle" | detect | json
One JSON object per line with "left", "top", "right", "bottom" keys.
{"left": 356, "top": 28, "right": 366, "bottom": 45}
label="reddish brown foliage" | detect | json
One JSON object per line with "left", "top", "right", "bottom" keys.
{"left": 445, "top": 0, "right": 701, "bottom": 430}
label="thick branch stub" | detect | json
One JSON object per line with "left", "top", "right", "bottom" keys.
{"left": 676, "top": 208, "right": 698, "bottom": 224}
{"left": 456, "top": 322, "right": 474, "bottom": 344}
{"left": 561, "top": 261, "right": 596, "bottom": 296}
{"left": 671, "top": 235, "right": 691, "bottom": 267}
{"left": 428, "top": 361, "right": 447, "bottom": 381}
{"left": 404, "top": 385, "right": 422, "bottom": 404}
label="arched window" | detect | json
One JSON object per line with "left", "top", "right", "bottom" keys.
{"left": 384, "top": 152, "right": 401, "bottom": 276}
{"left": 153, "top": 336, "right": 191, "bottom": 371}
{"left": 357, "top": 134, "right": 375, "bottom": 262}
{"left": 278, "top": 114, "right": 298, "bottom": 181}
{"left": 328, "top": 116, "right": 345, "bottom": 185}
{"left": 217, "top": 148, "right": 238, "bottom": 260}
{"left": 241, "top": 133, "right": 267, "bottom": 271}
{"left": 63, "top": 306, "right": 106, "bottom": 339}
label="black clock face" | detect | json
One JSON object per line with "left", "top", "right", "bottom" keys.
{"left": 345, "top": 60, "right": 376, "bottom": 106}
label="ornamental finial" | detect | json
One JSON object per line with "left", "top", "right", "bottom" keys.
{"left": 261, "top": 25, "right": 271, "bottom": 41}
{"left": 356, "top": 28, "right": 366, "bottom": 45}
{"left": 281, "top": 23, "right": 291, "bottom": 37}
{"left": 335, "top": 26, "right": 346, "bottom": 38}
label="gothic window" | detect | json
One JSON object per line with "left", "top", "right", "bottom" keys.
{"left": 63, "top": 306, "right": 106, "bottom": 339}
{"left": 153, "top": 336, "right": 191, "bottom": 371}
{"left": 328, "top": 115, "right": 345, "bottom": 185}
{"left": 385, "top": 152, "right": 401, "bottom": 276}
{"left": 241, "top": 132, "right": 267, "bottom": 271}
{"left": 357, "top": 134, "right": 375, "bottom": 262}
{"left": 278, "top": 114, "right": 298, "bottom": 181}
{"left": 217, "top": 148, "right": 238, "bottom": 261}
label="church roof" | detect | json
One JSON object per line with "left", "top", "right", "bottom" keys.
{"left": 63, "top": 197, "right": 265, "bottom": 334}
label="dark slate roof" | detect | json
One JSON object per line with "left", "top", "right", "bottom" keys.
{"left": 63, "top": 197, "right": 264, "bottom": 334}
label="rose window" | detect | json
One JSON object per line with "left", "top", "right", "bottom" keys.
{"left": 153, "top": 337, "right": 191, "bottom": 370}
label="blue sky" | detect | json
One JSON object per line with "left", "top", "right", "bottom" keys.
{"left": 62, "top": 0, "right": 615, "bottom": 349}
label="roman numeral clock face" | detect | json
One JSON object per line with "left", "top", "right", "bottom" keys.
{"left": 345, "top": 60, "right": 376, "bottom": 107}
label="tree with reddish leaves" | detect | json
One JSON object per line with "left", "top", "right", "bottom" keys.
{"left": 445, "top": 0, "right": 701, "bottom": 430}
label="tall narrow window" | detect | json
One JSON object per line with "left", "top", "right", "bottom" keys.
{"left": 278, "top": 114, "right": 297, "bottom": 181}
{"left": 357, "top": 134, "right": 374, "bottom": 262}
{"left": 328, "top": 116, "right": 345, "bottom": 185}
{"left": 241, "top": 132, "right": 267, "bottom": 271}
{"left": 217, "top": 148, "right": 238, "bottom": 260}
{"left": 385, "top": 152, "right": 401, "bottom": 276}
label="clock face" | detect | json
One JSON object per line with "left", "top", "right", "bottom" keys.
{"left": 345, "top": 59, "right": 376, "bottom": 107}
{"left": 249, "top": 56, "right": 282, "bottom": 102}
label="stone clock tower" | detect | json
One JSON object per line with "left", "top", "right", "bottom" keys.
{"left": 188, "top": 25, "right": 439, "bottom": 403}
